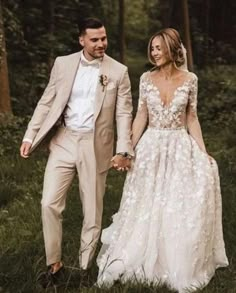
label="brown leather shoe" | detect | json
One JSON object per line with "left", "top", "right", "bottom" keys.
{"left": 37, "top": 265, "right": 66, "bottom": 288}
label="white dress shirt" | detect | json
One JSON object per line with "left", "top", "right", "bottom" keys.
{"left": 64, "top": 52, "right": 101, "bottom": 130}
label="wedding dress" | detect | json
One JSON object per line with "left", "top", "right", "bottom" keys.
{"left": 96, "top": 71, "right": 228, "bottom": 292}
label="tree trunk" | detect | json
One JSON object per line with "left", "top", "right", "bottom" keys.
{"left": 118, "top": 0, "right": 125, "bottom": 64}
{"left": 42, "top": 0, "right": 55, "bottom": 69}
{"left": 181, "top": 0, "right": 194, "bottom": 71}
{"left": 159, "top": 0, "right": 175, "bottom": 27}
{"left": 47, "top": 0, "right": 55, "bottom": 69}
{"left": 0, "top": 0, "right": 12, "bottom": 114}
{"left": 204, "top": 0, "right": 210, "bottom": 66}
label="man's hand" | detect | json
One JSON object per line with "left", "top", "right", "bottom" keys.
{"left": 20, "top": 142, "right": 32, "bottom": 158}
{"left": 111, "top": 155, "right": 132, "bottom": 171}
{"left": 207, "top": 154, "right": 214, "bottom": 164}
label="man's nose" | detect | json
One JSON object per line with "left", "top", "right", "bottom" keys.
{"left": 97, "top": 40, "right": 104, "bottom": 47}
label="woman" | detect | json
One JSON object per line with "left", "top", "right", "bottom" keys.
{"left": 96, "top": 28, "right": 228, "bottom": 292}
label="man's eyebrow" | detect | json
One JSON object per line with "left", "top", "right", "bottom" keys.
{"left": 90, "top": 36, "right": 107, "bottom": 41}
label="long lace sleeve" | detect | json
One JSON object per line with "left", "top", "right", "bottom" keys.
{"left": 131, "top": 74, "right": 148, "bottom": 148}
{"left": 186, "top": 74, "right": 207, "bottom": 153}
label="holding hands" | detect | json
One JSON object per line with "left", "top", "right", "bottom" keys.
{"left": 111, "top": 153, "right": 132, "bottom": 171}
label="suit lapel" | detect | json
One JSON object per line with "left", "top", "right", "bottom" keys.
{"left": 60, "top": 52, "right": 81, "bottom": 110}
{"left": 94, "top": 55, "right": 110, "bottom": 121}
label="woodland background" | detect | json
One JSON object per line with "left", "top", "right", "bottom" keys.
{"left": 0, "top": 0, "right": 235, "bottom": 292}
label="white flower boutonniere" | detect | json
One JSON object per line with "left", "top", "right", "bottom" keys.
{"left": 100, "top": 74, "right": 108, "bottom": 92}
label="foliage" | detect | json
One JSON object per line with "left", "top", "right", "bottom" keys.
{"left": 1, "top": 0, "right": 235, "bottom": 116}
{"left": 125, "top": 0, "right": 161, "bottom": 53}
{"left": 0, "top": 114, "right": 27, "bottom": 155}
{"left": 197, "top": 65, "right": 236, "bottom": 147}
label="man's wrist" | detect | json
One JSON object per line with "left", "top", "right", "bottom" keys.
{"left": 23, "top": 138, "right": 33, "bottom": 144}
{"left": 116, "top": 152, "right": 133, "bottom": 159}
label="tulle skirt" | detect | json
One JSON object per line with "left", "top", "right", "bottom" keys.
{"left": 97, "top": 128, "right": 228, "bottom": 292}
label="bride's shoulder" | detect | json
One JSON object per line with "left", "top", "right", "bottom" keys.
{"left": 141, "top": 67, "right": 159, "bottom": 80}
{"left": 140, "top": 70, "right": 152, "bottom": 81}
{"left": 187, "top": 71, "right": 198, "bottom": 82}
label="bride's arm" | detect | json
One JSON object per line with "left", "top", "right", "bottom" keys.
{"left": 186, "top": 75, "right": 207, "bottom": 153}
{"left": 131, "top": 105, "right": 148, "bottom": 148}
{"left": 131, "top": 74, "right": 148, "bottom": 148}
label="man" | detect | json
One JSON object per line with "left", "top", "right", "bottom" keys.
{"left": 20, "top": 17, "right": 133, "bottom": 286}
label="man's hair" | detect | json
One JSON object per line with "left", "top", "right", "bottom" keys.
{"left": 78, "top": 17, "right": 104, "bottom": 36}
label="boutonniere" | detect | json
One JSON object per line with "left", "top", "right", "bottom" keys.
{"left": 100, "top": 74, "right": 108, "bottom": 92}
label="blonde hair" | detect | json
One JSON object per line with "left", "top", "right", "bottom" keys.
{"left": 147, "top": 28, "right": 185, "bottom": 67}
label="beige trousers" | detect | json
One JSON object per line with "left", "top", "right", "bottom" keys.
{"left": 41, "top": 127, "right": 108, "bottom": 269}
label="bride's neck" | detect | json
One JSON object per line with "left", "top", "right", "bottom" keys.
{"left": 158, "top": 62, "right": 176, "bottom": 80}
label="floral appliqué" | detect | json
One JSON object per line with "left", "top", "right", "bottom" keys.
{"left": 100, "top": 74, "right": 108, "bottom": 91}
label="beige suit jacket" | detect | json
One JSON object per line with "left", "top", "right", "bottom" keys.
{"left": 23, "top": 51, "right": 134, "bottom": 172}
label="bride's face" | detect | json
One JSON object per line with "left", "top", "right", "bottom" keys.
{"left": 151, "top": 36, "right": 170, "bottom": 67}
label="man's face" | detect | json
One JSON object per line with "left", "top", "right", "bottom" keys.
{"left": 79, "top": 26, "right": 108, "bottom": 61}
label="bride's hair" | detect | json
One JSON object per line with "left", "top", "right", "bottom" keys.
{"left": 147, "top": 28, "right": 185, "bottom": 67}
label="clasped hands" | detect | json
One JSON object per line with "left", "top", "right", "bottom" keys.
{"left": 111, "top": 154, "right": 132, "bottom": 172}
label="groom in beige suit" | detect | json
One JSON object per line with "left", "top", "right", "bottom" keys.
{"left": 20, "top": 17, "right": 133, "bottom": 286}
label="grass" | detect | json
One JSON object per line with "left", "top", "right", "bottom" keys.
{"left": 0, "top": 64, "right": 236, "bottom": 292}
{"left": 0, "top": 147, "right": 235, "bottom": 292}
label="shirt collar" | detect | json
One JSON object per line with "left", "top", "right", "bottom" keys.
{"left": 80, "top": 51, "right": 102, "bottom": 67}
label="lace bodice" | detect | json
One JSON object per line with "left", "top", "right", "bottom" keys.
{"left": 138, "top": 71, "right": 198, "bottom": 129}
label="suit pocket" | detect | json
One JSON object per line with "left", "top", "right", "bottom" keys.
{"left": 48, "top": 127, "right": 65, "bottom": 151}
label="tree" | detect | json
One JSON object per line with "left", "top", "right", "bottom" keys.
{"left": 118, "top": 0, "right": 125, "bottom": 64}
{"left": 0, "top": 0, "right": 11, "bottom": 114}
{"left": 42, "top": 0, "right": 55, "bottom": 69}
{"left": 158, "top": 0, "right": 175, "bottom": 28}
{"left": 181, "top": 0, "right": 193, "bottom": 71}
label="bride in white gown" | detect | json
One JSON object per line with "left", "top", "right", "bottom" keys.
{"left": 96, "top": 28, "right": 228, "bottom": 292}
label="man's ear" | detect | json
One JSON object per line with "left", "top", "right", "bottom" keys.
{"left": 79, "top": 36, "right": 84, "bottom": 47}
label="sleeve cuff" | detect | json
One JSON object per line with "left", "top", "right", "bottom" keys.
{"left": 23, "top": 138, "right": 33, "bottom": 144}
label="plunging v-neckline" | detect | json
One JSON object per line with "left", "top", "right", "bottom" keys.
{"left": 148, "top": 73, "right": 193, "bottom": 108}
